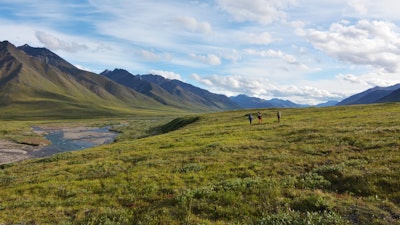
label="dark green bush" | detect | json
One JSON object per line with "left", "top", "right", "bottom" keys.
{"left": 157, "top": 116, "right": 200, "bottom": 133}
{"left": 291, "top": 193, "right": 332, "bottom": 212}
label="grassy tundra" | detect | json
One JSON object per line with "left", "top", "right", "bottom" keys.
{"left": 0, "top": 104, "right": 399, "bottom": 224}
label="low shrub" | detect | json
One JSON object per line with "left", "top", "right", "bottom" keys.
{"left": 291, "top": 193, "right": 333, "bottom": 212}
{"left": 257, "top": 210, "right": 349, "bottom": 225}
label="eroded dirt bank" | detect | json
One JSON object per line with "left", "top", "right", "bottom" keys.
{"left": 0, "top": 139, "right": 37, "bottom": 164}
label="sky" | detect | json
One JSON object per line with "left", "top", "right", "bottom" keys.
{"left": 1, "top": 0, "right": 400, "bottom": 105}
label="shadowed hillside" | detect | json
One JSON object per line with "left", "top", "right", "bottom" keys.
{"left": 337, "top": 84, "right": 400, "bottom": 106}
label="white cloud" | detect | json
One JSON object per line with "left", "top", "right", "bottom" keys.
{"left": 0, "top": 19, "right": 146, "bottom": 72}
{"left": 347, "top": 0, "right": 368, "bottom": 15}
{"left": 174, "top": 16, "right": 212, "bottom": 34}
{"left": 4, "top": 0, "right": 400, "bottom": 105}
{"left": 219, "top": 49, "right": 242, "bottom": 63}
{"left": 191, "top": 74, "right": 266, "bottom": 95}
{"left": 216, "top": 0, "right": 296, "bottom": 25}
{"left": 344, "top": 0, "right": 400, "bottom": 20}
{"left": 303, "top": 20, "right": 400, "bottom": 73}
{"left": 189, "top": 53, "right": 222, "bottom": 66}
{"left": 149, "top": 70, "right": 182, "bottom": 80}
{"left": 265, "top": 50, "right": 297, "bottom": 64}
{"left": 190, "top": 73, "right": 344, "bottom": 105}
{"left": 272, "top": 85, "right": 343, "bottom": 101}
{"left": 191, "top": 73, "right": 213, "bottom": 86}
{"left": 336, "top": 70, "right": 400, "bottom": 88}
{"left": 87, "top": 1, "right": 185, "bottom": 49}
{"left": 245, "top": 49, "right": 309, "bottom": 69}
{"left": 244, "top": 32, "right": 273, "bottom": 45}
{"left": 336, "top": 73, "right": 368, "bottom": 85}
{"left": 35, "top": 31, "right": 88, "bottom": 53}
{"left": 0, "top": 21, "right": 38, "bottom": 46}
{"left": 137, "top": 49, "right": 172, "bottom": 62}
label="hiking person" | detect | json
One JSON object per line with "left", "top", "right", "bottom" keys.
{"left": 277, "top": 110, "right": 281, "bottom": 123}
{"left": 257, "top": 111, "right": 262, "bottom": 124}
{"left": 248, "top": 114, "right": 253, "bottom": 124}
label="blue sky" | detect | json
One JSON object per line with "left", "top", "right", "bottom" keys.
{"left": 1, "top": 0, "right": 400, "bottom": 104}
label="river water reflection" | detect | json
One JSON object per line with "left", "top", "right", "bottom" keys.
{"left": 30, "top": 126, "right": 117, "bottom": 158}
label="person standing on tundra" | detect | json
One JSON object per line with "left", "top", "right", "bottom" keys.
{"left": 248, "top": 114, "right": 253, "bottom": 125}
{"left": 277, "top": 111, "right": 281, "bottom": 123}
{"left": 257, "top": 111, "right": 262, "bottom": 124}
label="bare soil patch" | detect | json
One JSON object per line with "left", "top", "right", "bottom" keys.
{"left": 0, "top": 139, "right": 38, "bottom": 164}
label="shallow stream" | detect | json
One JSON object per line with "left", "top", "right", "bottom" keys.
{"left": 30, "top": 126, "right": 117, "bottom": 158}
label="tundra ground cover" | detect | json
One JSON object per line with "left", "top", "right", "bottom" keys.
{"left": 0, "top": 104, "right": 399, "bottom": 224}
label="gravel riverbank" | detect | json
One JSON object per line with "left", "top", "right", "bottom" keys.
{"left": 0, "top": 126, "right": 117, "bottom": 165}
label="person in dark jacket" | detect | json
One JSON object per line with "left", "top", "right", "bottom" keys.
{"left": 248, "top": 114, "right": 253, "bottom": 124}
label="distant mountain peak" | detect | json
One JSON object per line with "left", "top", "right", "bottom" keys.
{"left": 0, "top": 40, "right": 15, "bottom": 52}
{"left": 17, "top": 43, "right": 79, "bottom": 74}
{"left": 0, "top": 40, "right": 12, "bottom": 46}
{"left": 230, "top": 94, "right": 301, "bottom": 108}
{"left": 18, "top": 44, "right": 59, "bottom": 57}
{"left": 113, "top": 68, "right": 129, "bottom": 73}
{"left": 100, "top": 69, "right": 112, "bottom": 74}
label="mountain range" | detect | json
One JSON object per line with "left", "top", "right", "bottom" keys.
{"left": 0, "top": 40, "right": 241, "bottom": 118}
{"left": 229, "top": 94, "right": 303, "bottom": 108}
{"left": 231, "top": 83, "right": 400, "bottom": 108}
{"left": 1, "top": 40, "right": 400, "bottom": 119}
{"left": 100, "top": 69, "right": 239, "bottom": 112}
{"left": 337, "top": 84, "right": 400, "bottom": 106}
{"left": 0, "top": 41, "right": 179, "bottom": 118}
{"left": 233, "top": 83, "right": 400, "bottom": 108}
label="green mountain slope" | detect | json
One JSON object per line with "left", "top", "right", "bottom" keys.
{"left": 0, "top": 104, "right": 399, "bottom": 224}
{"left": 0, "top": 41, "right": 180, "bottom": 119}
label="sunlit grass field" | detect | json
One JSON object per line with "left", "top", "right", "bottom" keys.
{"left": 0, "top": 103, "right": 399, "bottom": 224}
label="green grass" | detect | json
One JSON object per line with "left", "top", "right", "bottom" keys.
{"left": 0, "top": 104, "right": 400, "bottom": 224}
{"left": 0, "top": 99, "right": 187, "bottom": 120}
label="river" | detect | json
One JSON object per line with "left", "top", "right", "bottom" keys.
{"left": 29, "top": 126, "right": 118, "bottom": 158}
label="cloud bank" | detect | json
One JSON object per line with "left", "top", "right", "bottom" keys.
{"left": 35, "top": 31, "right": 88, "bottom": 53}
{"left": 2, "top": 0, "right": 400, "bottom": 105}
{"left": 304, "top": 20, "right": 400, "bottom": 73}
